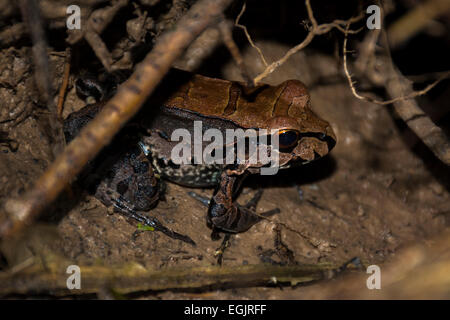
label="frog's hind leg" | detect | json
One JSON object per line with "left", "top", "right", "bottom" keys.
{"left": 112, "top": 196, "right": 196, "bottom": 246}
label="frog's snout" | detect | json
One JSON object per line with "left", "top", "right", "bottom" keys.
{"left": 323, "top": 125, "right": 336, "bottom": 153}
{"left": 313, "top": 124, "right": 336, "bottom": 158}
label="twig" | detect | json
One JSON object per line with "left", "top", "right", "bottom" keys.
{"left": 343, "top": 24, "right": 450, "bottom": 105}
{"left": 343, "top": 20, "right": 450, "bottom": 165}
{"left": 0, "top": 0, "right": 234, "bottom": 239}
{"left": 0, "top": 260, "right": 341, "bottom": 296}
{"left": 19, "top": 0, "right": 53, "bottom": 112}
{"left": 387, "top": 0, "right": 450, "bottom": 48}
{"left": 254, "top": 212, "right": 323, "bottom": 249}
{"left": 67, "top": 0, "right": 129, "bottom": 72}
{"left": 57, "top": 48, "right": 71, "bottom": 119}
{"left": 0, "top": 23, "right": 27, "bottom": 47}
{"left": 19, "top": 0, "right": 65, "bottom": 158}
{"left": 287, "top": 230, "right": 450, "bottom": 299}
{"left": 252, "top": 0, "right": 364, "bottom": 84}
{"left": 234, "top": 2, "right": 268, "bottom": 67}
{"left": 407, "top": 70, "right": 450, "bottom": 83}
{"left": 218, "top": 19, "right": 253, "bottom": 86}
{"left": 382, "top": 58, "right": 450, "bottom": 165}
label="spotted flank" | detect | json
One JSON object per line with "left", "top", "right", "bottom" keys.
{"left": 145, "top": 146, "right": 224, "bottom": 187}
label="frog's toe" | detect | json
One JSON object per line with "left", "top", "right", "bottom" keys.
{"left": 187, "top": 191, "right": 210, "bottom": 207}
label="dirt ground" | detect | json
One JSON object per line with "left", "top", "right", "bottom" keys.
{"left": 0, "top": 0, "right": 449, "bottom": 299}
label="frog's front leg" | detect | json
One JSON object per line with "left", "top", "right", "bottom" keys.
{"left": 208, "top": 170, "right": 278, "bottom": 233}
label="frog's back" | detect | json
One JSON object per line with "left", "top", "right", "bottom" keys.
{"left": 161, "top": 69, "right": 313, "bottom": 130}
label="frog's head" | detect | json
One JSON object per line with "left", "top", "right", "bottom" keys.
{"left": 264, "top": 115, "right": 336, "bottom": 169}
{"left": 261, "top": 80, "right": 336, "bottom": 170}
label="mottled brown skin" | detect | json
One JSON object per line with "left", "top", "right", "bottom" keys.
{"left": 64, "top": 68, "right": 336, "bottom": 241}
{"left": 158, "top": 71, "right": 335, "bottom": 169}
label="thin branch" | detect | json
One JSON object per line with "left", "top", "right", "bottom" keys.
{"left": 343, "top": 21, "right": 450, "bottom": 165}
{"left": 67, "top": 0, "right": 129, "bottom": 72}
{"left": 19, "top": 0, "right": 65, "bottom": 157}
{"left": 0, "top": 261, "right": 343, "bottom": 296}
{"left": 218, "top": 19, "right": 253, "bottom": 86}
{"left": 387, "top": 0, "right": 450, "bottom": 48}
{"left": 305, "top": 0, "right": 318, "bottom": 29}
{"left": 253, "top": 31, "right": 314, "bottom": 85}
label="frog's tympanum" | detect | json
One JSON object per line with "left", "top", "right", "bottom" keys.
{"left": 64, "top": 69, "right": 336, "bottom": 246}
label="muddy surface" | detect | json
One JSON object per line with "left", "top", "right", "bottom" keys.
{"left": 0, "top": 37, "right": 449, "bottom": 299}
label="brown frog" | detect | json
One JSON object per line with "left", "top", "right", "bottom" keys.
{"left": 64, "top": 69, "right": 336, "bottom": 246}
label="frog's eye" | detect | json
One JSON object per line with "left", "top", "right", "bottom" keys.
{"left": 277, "top": 129, "right": 300, "bottom": 150}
